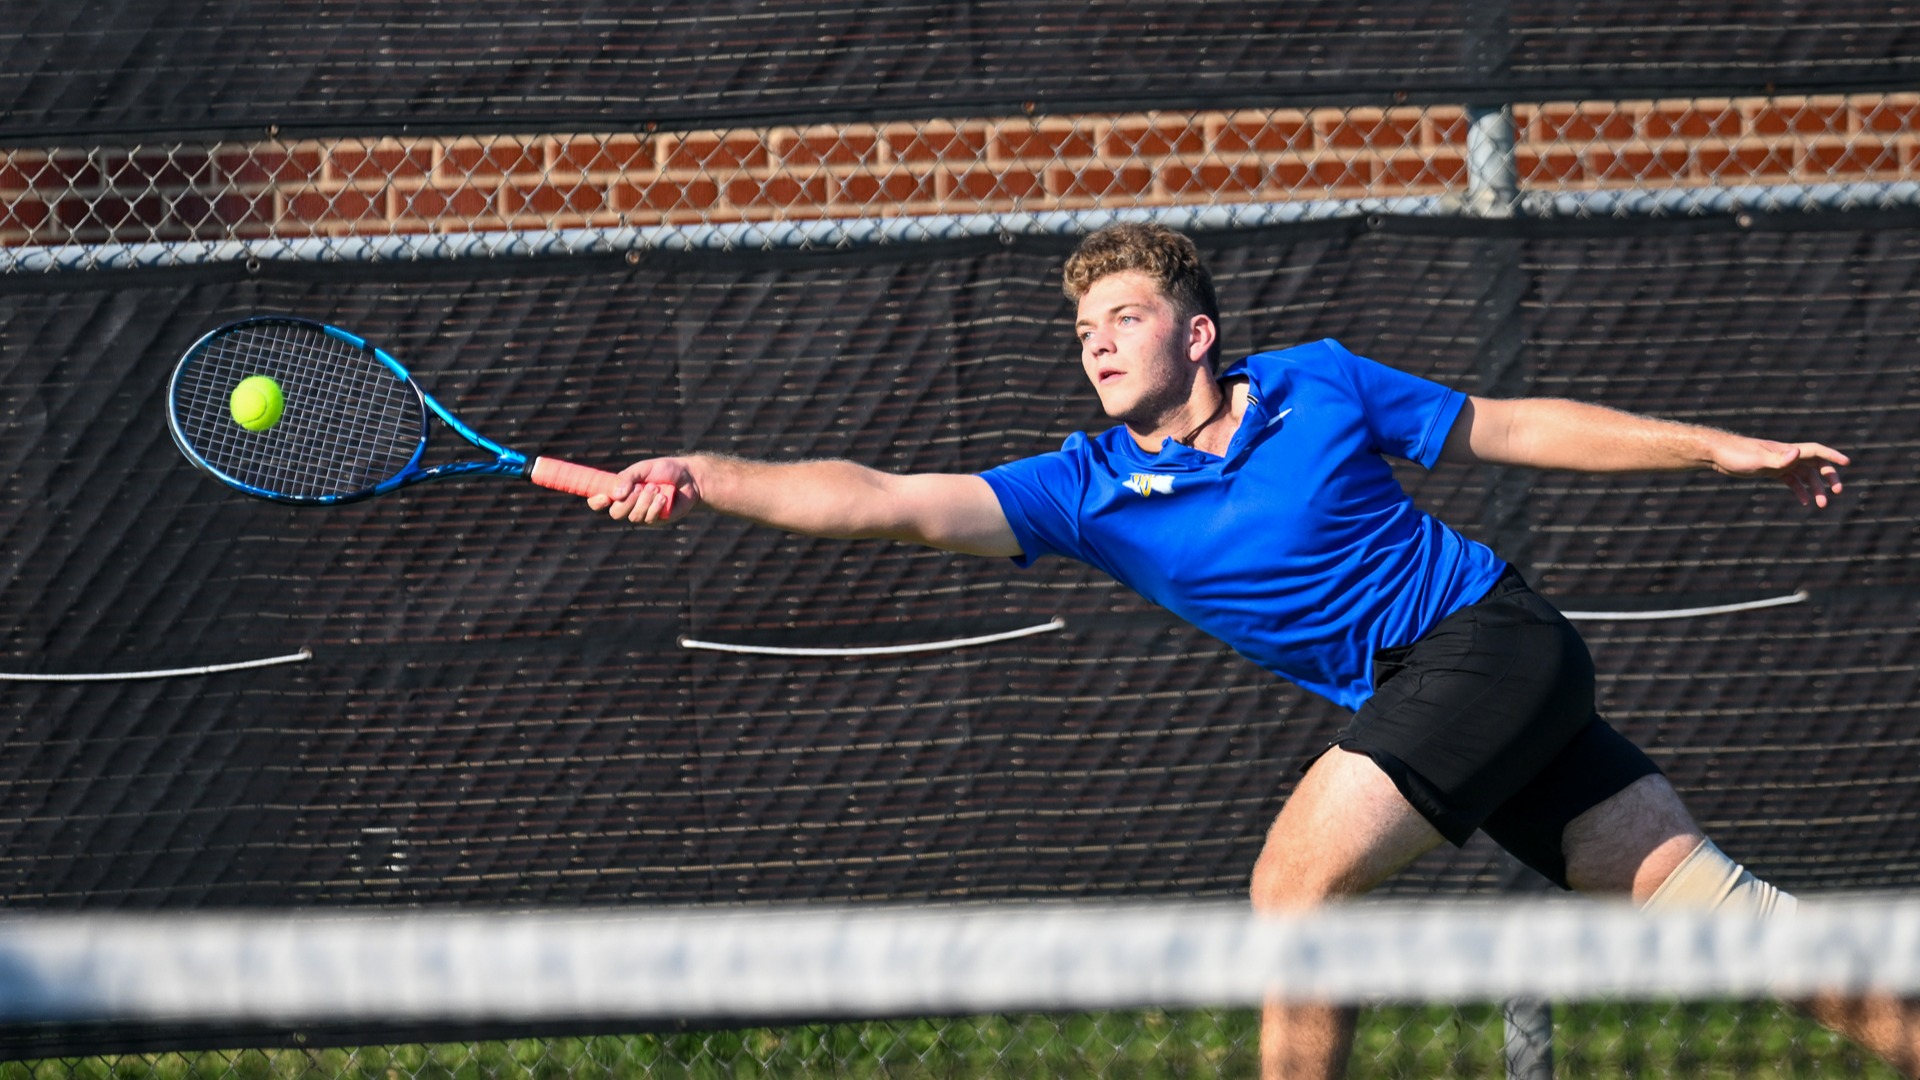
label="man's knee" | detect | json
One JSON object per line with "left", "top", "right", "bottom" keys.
{"left": 1642, "top": 837, "right": 1797, "bottom": 917}
{"left": 1251, "top": 838, "right": 1346, "bottom": 912}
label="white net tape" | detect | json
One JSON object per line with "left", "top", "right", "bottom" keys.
{"left": 4, "top": 898, "right": 1918, "bottom": 1024}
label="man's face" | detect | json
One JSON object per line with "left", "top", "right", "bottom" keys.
{"left": 1074, "top": 270, "right": 1201, "bottom": 429}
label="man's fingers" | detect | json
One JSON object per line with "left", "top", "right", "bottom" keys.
{"left": 1807, "top": 443, "right": 1852, "bottom": 468}
{"left": 617, "top": 483, "right": 674, "bottom": 524}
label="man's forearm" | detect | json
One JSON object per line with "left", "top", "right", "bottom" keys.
{"left": 688, "top": 454, "right": 905, "bottom": 538}
{"left": 1464, "top": 397, "right": 1737, "bottom": 473}
{"left": 1447, "top": 395, "right": 1847, "bottom": 507}
{"left": 601, "top": 452, "right": 1021, "bottom": 552}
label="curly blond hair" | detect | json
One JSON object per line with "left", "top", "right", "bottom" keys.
{"left": 1062, "top": 223, "right": 1221, "bottom": 367}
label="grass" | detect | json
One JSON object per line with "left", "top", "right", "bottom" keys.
{"left": 0, "top": 1003, "right": 1904, "bottom": 1080}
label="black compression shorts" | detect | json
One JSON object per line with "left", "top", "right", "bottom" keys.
{"left": 1323, "top": 565, "right": 1662, "bottom": 888}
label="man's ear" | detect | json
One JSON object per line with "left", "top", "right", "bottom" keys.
{"left": 1186, "top": 313, "right": 1218, "bottom": 365}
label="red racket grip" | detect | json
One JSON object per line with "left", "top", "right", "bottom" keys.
{"left": 529, "top": 456, "right": 676, "bottom": 518}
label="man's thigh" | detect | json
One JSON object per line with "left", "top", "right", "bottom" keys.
{"left": 1251, "top": 746, "right": 1447, "bottom": 911}
{"left": 1560, "top": 772, "right": 1703, "bottom": 900}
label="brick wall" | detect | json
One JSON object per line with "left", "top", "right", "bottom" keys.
{"left": 4, "top": 94, "right": 1917, "bottom": 247}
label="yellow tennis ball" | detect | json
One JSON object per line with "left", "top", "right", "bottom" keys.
{"left": 230, "top": 375, "right": 285, "bottom": 432}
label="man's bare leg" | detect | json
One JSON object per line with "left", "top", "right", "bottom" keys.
{"left": 1249, "top": 747, "right": 1447, "bottom": 1080}
{"left": 1563, "top": 773, "right": 1920, "bottom": 1078}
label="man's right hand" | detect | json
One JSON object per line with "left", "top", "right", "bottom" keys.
{"left": 589, "top": 457, "right": 697, "bottom": 525}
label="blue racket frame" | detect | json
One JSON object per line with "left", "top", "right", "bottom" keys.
{"left": 168, "top": 316, "right": 536, "bottom": 506}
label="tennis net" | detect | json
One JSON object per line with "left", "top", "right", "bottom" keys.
{"left": 0, "top": 897, "right": 1917, "bottom": 1078}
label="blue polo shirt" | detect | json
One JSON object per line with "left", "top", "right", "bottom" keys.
{"left": 980, "top": 339, "right": 1505, "bottom": 710}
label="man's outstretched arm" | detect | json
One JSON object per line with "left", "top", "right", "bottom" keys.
{"left": 1440, "top": 396, "right": 1850, "bottom": 508}
{"left": 585, "top": 454, "right": 1025, "bottom": 558}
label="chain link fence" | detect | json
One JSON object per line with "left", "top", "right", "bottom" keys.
{"left": 5, "top": 17, "right": 1919, "bottom": 1075}
{"left": 5, "top": 94, "right": 1917, "bottom": 270}
{"left": 0, "top": 1003, "right": 1901, "bottom": 1080}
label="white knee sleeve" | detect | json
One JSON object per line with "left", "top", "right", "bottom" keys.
{"left": 1643, "top": 838, "right": 1797, "bottom": 917}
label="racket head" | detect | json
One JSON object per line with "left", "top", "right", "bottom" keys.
{"left": 168, "top": 316, "right": 431, "bottom": 504}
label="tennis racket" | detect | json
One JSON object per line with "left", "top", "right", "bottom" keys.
{"left": 167, "top": 315, "right": 664, "bottom": 509}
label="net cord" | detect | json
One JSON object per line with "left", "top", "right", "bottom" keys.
{"left": 1, "top": 899, "right": 1917, "bottom": 1023}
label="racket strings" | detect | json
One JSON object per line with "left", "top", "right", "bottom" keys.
{"left": 172, "top": 321, "right": 426, "bottom": 499}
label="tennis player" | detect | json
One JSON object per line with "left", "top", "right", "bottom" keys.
{"left": 590, "top": 224, "right": 1914, "bottom": 1078}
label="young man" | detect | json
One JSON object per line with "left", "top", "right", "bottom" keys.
{"left": 588, "top": 224, "right": 1910, "bottom": 1078}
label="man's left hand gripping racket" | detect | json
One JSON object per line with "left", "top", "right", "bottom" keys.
{"left": 167, "top": 315, "right": 665, "bottom": 509}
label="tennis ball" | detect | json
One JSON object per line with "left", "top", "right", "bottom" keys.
{"left": 230, "top": 375, "right": 285, "bottom": 432}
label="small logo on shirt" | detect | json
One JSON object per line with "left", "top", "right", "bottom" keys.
{"left": 1125, "top": 473, "right": 1176, "bottom": 497}
{"left": 1265, "top": 407, "right": 1294, "bottom": 430}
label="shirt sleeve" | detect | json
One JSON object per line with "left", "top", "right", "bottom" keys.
{"left": 977, "top": 437, "right": 1092, "bottom": 568}
{"left": 1325, "top": 340, "right": 1466, "bottom": 468}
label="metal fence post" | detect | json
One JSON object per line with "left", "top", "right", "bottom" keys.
{"left": 1499, "top": 855, "right": 1558, "bottom": 1079}
{"left": 1504, "top": 997, "right": 1557, "bottom": 1079}
{"left": 1466, "top": 105, "right": 1520, "bottom": 217}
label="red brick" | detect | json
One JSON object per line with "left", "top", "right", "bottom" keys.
{"left": 100, "top": 149, "right": 215, "bottom": 191}
{"left": 1858, "top": 96, "right": 1920, "bottom": 134}
{"left": 1377, "top": 152, "right": 1468, "bottom": 189}
{"left": 1530, "top": 104, "right": 1636, "bottom": 143}
{"left": 283, "top": 188, "right": 380, "bottom": 224}
{"left": 440, "top": 140, "right": 548, "bottom": 180}
{"left": 992, "top": 121, "right": 1097, "bottom": 162}
{"left": 0, "top": 155, "right": 34, "bottom": 192}
{"left": 393, "top": 184, "right": 496, "bottom": 220}
{"left": 1519, "top": 149, "right": 1589, "bottom": 184}
{"left": 1101, "top": 118, "right": 1206, "bottom": 158}
{"left": 161, "top": 192, "right": 217, "bottom": 228}
{"left": 58, "top": 193, "right": 183, "bottom": 239}
{"left": 1802, "top": 139, "right": 1901, "bottom": 177}
{"left": 1269, "top": 157, "right": 1373, "bottom": 192}
{"left": 1159, "top": 162, "right": 1266, "bottom": 197}
{"left": 1427, "top": 107, "right": 1471, "bottom": 146}
{"left": 1048, "top": 164, "right": 1154, "bottom": 199}
{"left": 941, "top": 168, "right": 1042, "bottom": 204}
{"left": 1695, "top": 142, "right": 1795, "bottom": 179}
{"left": 1318, "top": 109, "right": 1424, "bottom": 151}
{"left": 660, "top": 132, "right": 768, "bottom": 172}
{"left": 56, "top": 193, "right": 114, "bottom": 229}
{"left": 500, "top": 182, "right": 605, "bottom": 218}
{"left": 881, "top": 122, "right": 989, "bottom": 164}
{"left": 25, "top": 152, "right": 101, "bottom": 188}
{"left": 557, "top": 135, "right": 653, "bottom": 174}
{"left": 1640, "top": 104, "right": 1743, "bottom": 141}
{"left": 1590, "top": 145, "right": 1693, "bottom": 183}
{"left": 610, "top": 178, "right": 721, "bottom": 215}
{"left": 217, "top": 147, "right": 323, "bottom": 186}
{"left": 725, "top": 173, "right": 830, "bottom": 209}
{"left": 210, "top": 191, "right": 274, "bottom": 229}
{"left": 1212, "top": 113, "right": 1312, "bottom": 154}
{"left": 326, "top": 142, "right": 434, "bottom": 182}
{"left": 1748, "top": 100, "right": 1851, "bottom": 137}
{"left": 772, "top": 127, "right": 880, "bottom": 167}
{"left": 0, "top": 196, "right": 50, "bottom": 233}
{"left": 833, "top": 171, "right": 935, "bottom": 206}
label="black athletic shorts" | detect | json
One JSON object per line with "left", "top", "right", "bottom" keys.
{"left": 1323, "top": 565, "right": 1662, "bottom": 888}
